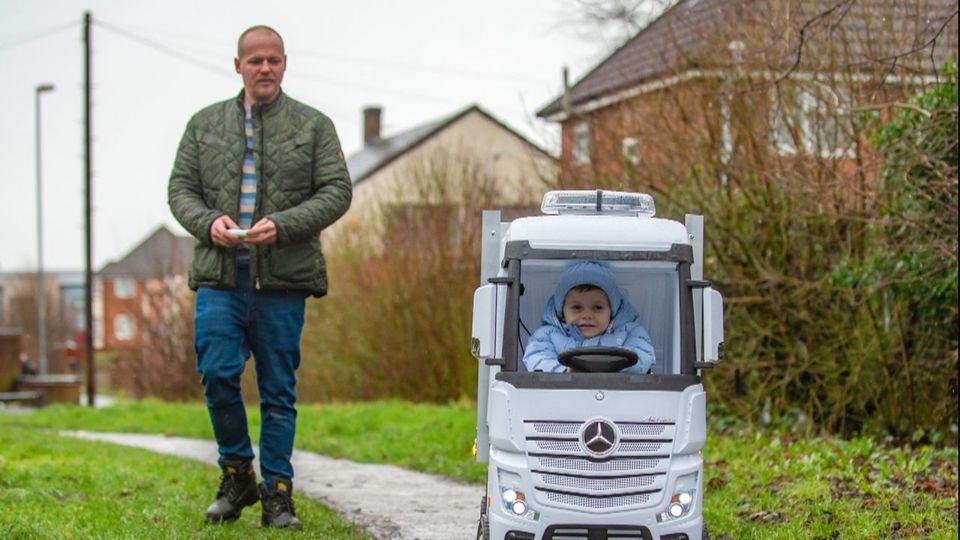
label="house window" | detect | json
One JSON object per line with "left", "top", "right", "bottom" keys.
{"left": 770, "top": 86, "right": 852, "bottom": 158}
{"left": 114, "top": 313, "right": 135, "bottom": 341}
{"left": 572, "top": 121, "right": 591, "bottom": 165}
{"left": 622, "top": 137, "right": 641, "bottom": 166}
{"left": 113, "top": 278, "right": 135, "bottom": 299}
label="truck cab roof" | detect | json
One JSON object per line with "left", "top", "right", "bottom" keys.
{"left": 504, "top": 214, "right": 690, "bottom": 252}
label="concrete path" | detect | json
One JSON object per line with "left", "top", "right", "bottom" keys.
{"left": 62, "top": 431, "right": 482, "bottom": 540}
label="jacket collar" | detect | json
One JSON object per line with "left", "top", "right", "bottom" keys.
{"left": 234, "top": 89, "right": 285, "bottom": 118}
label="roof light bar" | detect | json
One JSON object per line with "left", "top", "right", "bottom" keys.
{"left": 540, "top": 189, "right": 656, "bottom": 216}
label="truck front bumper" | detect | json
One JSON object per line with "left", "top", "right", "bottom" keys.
{"left": 490, "top": 512, "right": 704, "bottom": 539}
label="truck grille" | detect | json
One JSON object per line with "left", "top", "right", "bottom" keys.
{"left": 545, "top": 490, "right": 651, "bottom": 508}
{"left": 533, "top": 440, "right": 667, "bottom": 453}
{"left": 535, "top": 456, "right": 662, "bottom": 472}
{"left": 543, "top": 525, "right": 652, "bottom": 540}
{"left": 530, "top": 421, "right": 581, "bottom": 435}
{"left": 524, "top": 420, "right": 675, "bottom": 512}
{"left": 537, "top": 472, "right": 657, "bottom": 492}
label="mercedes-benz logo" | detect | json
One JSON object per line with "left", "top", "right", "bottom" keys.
{"left": 580, "top": 419, "right": 618, "bottom": 456}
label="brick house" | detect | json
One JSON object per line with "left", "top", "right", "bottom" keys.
{"left": 97, "top": 226, "right": 193, "bottom": 351}
{"left": 537, "top": 0, "right": 958, "bottom": 189}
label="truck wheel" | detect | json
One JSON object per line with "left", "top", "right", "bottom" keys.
{"left": 477, "top": 496, "right": 490, "bottom": 540}
{"left": 477, "top": 518, "right": 489, "bottom": 540}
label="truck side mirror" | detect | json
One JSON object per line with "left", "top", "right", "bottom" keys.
{"left": 702, "top": 288, "right": 724, "bottom": 362}
{"left": 471, "top": 284, "right": 499, "bottom": 359}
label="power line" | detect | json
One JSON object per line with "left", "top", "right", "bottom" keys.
{"left": 295, "top": 72, "right": 465, "bottom": 107}
{"left": 96, "top": 22, "right": 228, "bottom": 49}
{"left": 91, "top": 19, "right": 542, "bottom": 122}
{"left": 296, "top": 50, "right": 547, "bottom": 85}
{"left": 0, "top": 20, "right": 77, "bottom": 52}
{"left": 94, "top": 19, "right": 501, "bottom": 112}
{"left": 97, "top": 19, "right": 547, "bottom": 85}
{"left": 94, "top": 20, "right": 235, "bottom": 81}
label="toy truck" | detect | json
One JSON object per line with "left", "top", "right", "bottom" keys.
{"left": 471, "top": 190, "right": 724, "bottom": 540}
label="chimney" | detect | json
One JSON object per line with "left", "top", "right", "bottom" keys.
{"left": 363, "top": 106, "right": 382, "bottom": 145}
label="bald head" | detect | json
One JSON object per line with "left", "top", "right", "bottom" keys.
{"left": 237, "top": 25, "right": 285, "bottom": 57}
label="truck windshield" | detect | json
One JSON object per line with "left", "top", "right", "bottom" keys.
{"left": 516, "top": 260, "right": 681, "bottom": 375}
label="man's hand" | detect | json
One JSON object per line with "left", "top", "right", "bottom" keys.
{"left": 210, "top": 215, "right": 244, "bottom": 247}
{"left": 244, "top": 218, "right": 277, "bottom": 245}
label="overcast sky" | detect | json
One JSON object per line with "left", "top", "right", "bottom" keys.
{"left": 0, "top": 0, "right": 626, "bottom": 272}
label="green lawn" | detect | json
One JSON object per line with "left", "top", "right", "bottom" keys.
{"left": 0, "top": 423, "right": 370, "bottom": 539}
{"left": 1, "top": 400, "right": 956, "bottom": 538}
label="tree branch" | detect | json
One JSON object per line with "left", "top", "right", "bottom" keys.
{"left": 851, "top": 101, "right": 933, "bottom": 118}
{"left": 773, "top": 0, "right": 857, "bottom": 85}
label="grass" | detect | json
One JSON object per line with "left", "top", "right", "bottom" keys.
{"left": 0, "top": 399, "right": 482, "bottom": 481}
{"left": 0, "top": 423, "right": 370, "bottom": 539}
{"left": 1, "top": 400, "right": 956, "bottom": 538}
{"left": 704, "top": 430, "right": 958, "bottom": 538}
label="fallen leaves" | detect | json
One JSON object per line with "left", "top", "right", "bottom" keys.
{"left": 742, "top": 510, "right": 785, "bottom": 523}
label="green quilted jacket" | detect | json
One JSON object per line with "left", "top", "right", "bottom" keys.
{"left": 168, "top": 91, "right": 352, "bottom": 297}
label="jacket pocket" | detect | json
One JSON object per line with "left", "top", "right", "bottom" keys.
{"left": 274, "top": 133, "right": 313, "bottom": 193}
{"left": 190, "top": 244, "right": 223, "bottom": 284}
{"left": 269, "top": 238, "right": 320, "bottom": 283}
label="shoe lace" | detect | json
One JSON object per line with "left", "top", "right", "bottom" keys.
{"left": 265, "top": 488, "right": 296, "bottom": 516}
{"left": 215, "top": 471, "right": 246, "bottom": 500}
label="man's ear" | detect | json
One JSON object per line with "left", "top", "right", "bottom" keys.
{"left": 234, "top": 58, "right": 241, "bottom": 74}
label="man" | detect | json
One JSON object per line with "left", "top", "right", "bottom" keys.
{"left": 168, "top": 25, "right": 352, "bottom": 530}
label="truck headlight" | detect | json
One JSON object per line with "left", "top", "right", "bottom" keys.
{"left": 657, "top": 472, "right": 698, "bottom": 523}
{"left": 497, "top": 469, "right": 539, "bottom": 521}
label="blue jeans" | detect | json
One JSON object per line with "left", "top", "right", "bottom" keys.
{"left": 194, "top": 262, "right": 306, "bottom": 485}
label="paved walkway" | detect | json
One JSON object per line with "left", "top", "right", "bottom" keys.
{"left": 62, "top": 431, "right": 482, "bottom": 540}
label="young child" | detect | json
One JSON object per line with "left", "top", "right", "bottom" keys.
{"left": 523, "top": 260, "right": 656, "bottom": 374}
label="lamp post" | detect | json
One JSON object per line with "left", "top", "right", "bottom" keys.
{"left": 35, "top": 83, "right": 54, "bottom": 375}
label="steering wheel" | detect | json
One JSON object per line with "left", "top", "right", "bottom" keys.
{"left": 557, "top": 346, "right": 638, "bottom": 373}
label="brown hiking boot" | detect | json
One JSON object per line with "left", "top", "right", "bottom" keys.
{"left": 204, "top": 460, "right": 260, "bottom": 523}
{"left": 260, "top": 478, "right": 302, "bottom": 529}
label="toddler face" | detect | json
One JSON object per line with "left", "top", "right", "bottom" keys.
{"left": 562, "top": 288, "right": 611, "bottom": 338}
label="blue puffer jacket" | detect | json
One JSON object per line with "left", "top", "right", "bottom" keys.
{"left": 522, "top": 261, "right": 656, "bottom": 374}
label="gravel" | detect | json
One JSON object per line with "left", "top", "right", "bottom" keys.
{"left": 62, "top": 431, "right": 482, "bottom": 540}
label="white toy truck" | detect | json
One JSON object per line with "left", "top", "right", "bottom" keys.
{"left": 471, "top": 190, "right": 724, "bottom": 540}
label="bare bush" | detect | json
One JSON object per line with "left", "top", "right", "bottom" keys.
{"left": 110, "top": 276, "right": 200, "bottom": 401}
{"left": 300, "top": 151, "right": 539, "bottom": 403}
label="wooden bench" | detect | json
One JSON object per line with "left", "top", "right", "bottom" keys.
{"left": 0, "top": 390, "right": 44, "bottom": 406}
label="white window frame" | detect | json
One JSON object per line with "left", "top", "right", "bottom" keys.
{"left": 622, "top": 136, "right": 641, "bottom": 166}
{"left": 770, "top": 85, "right": 854, "bottom": 159}
{"left": 720, "top": 96, "right": 733, "bottom": 186}
{"left": 113, "top": 278, "right": 136, "bottom": 299}
{"left": 572, "top": 121, "right": 591, "bottom": 165}
{"left": 113, "top": 313, "right": 136, "bottom": 341}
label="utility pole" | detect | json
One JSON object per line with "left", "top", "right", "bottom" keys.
{"left": 83, "top": 11, "right": 95, "bottom": 406}
{"left": 35, "top": 83, "right": 55, "bottom": 374}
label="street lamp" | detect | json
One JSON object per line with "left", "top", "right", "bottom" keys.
{"left": 35, "top": 83, "right": 54, "bottom": 375}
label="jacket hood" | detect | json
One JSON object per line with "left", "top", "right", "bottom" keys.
{"left": 541, "top": 260, "right": 639, "bottom": 333}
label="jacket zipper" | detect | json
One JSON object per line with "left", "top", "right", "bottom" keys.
{"left": 254, "top": 104, "right": 265, "bottom": 290}
{"left": 235, "top": 103, "right": 244, "bottom": 289}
